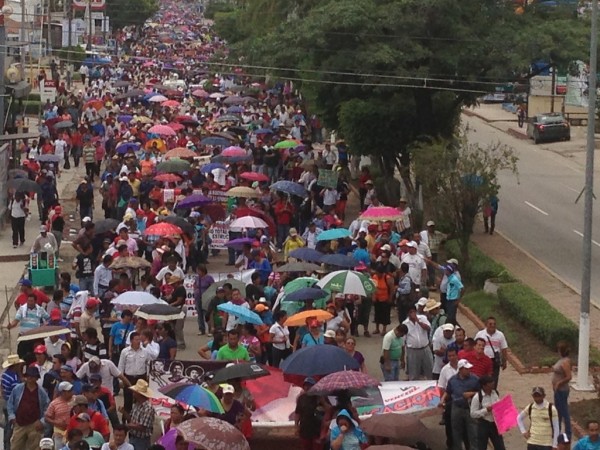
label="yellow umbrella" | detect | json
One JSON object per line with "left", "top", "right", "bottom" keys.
{"left": 145, "top": 138, "right": 166, "bottom": 152}
{"left": 284, "top": 310, "right": 333, "bottom": 327}
{"left": 226, "top": 186, "right": 260, "bottom": 198}
{"left": 134, "top": 115, "right": 153, "bottom": 124}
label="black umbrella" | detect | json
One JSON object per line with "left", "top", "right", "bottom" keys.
{"left": 135, "top": 303, "right": 185, "bottom": 321}
{"left": 9, "top": 169, "right": 28, "bottom": 179}
{"left": 54, "top": 120, "right": 74, "bottom": 129}
{"left": 163, "top": 216, "right": 194, "bottom": 235}
{"left": 320, "top": 254, "right": 359, "bottom": 269}
{"left": 94, "top": 218, "right": 119, "bottom": 235}
{"left": 211, "top": 363, "right": 270, "bottom": 383}
{"left": 114, "top": 89, "right": 145, "bottom": 100}
{"left": 113, "top": 80, "right": 131, "bottom": 87}
{"left": 8, "top": 178, "right": 42, "bottom": 194}
{"left": 36, "top": 154, "right": 61, "bottom": 163}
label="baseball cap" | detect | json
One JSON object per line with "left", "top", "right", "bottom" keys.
{"left": 57, "top": 381, "right": 73, "bottom": 392}
{"left": 20, "top": 278, "right": 32, "bottom": 287}
{"left": 532, "top": 386, "right": 546, "bottom": 396}
{"left": 25, "top": 366, "right": 40, "bottom": 378}
{"left": 441, "top": 323, "right": 455, "bottom": 332}
{"left": 324, "top": 330, "right": 336, "bottom": 338}
{"left": 34, "top": 344, "right": 47, "bottom": 354}
{"left": 71, "top": 395, "right": 88, "bottom": 406}
{"left": 39, "top": 225, "right": 48, "bottom": 232}
{"left": 50, "top": 309, "right": 62, "bottom": 320}
{"left": 334, "top": 293, "right": 345, "bottom": 300}
{"left": 86, "top": 298, "right": 101, "bottom": 309}
{"left": 289, "top": 227, "right": 298, "bottom": 236}
{"left": 254, "top": 304, "right": 268, "bottom": 313}
{"left": 82, "top": 216, "right": 92, "bottom": 223}
{"left": 447, "top": 258, "right": 459, "bottom": 266}
{"left": 427, "top": 220, "right": 435, "bottom": 226}
{"left": 89, "top": 356, "right": 101, "bottom": 366}
{"left": 39, "top": 438, "right": 54, "bottom": 450}
{"left": 222, "top": 384, "right": 235, "bottom": 394}
{"left": 303, "top": 377, "right": 317, "bottom": 386}
{"left": 381, "top": 244, "right": 391, "bottom": 251}
{"left": 406, "top": 241, "right": 417, "bottom": 249}
{"left": 60, "top": 365, "right": 74, "bottom": 373}
{"left": 457, "top": 359, "right": 473, "bottom": 370}
{"left": 416, "top": 297, "right": 429, "bottom": 307}
{"left": 76, "top": 413, "right": 91, "bottom": 422}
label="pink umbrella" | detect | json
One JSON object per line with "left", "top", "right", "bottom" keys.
{"left": 142, "top": 61, "right": 155, "bottom": 68}
{"left": 240, "top": 171, "right": 269, "bottom": 182}
{"left": 192, "top": 89, "right": 209, "bottom": 98}
{"left": 162, "top": 99, "right": 181, "bottom": 108}
{"left": 358, "top": 206, "right": 403, "bottom": 221}
{"left": 149, "top": 94, "right": 168, "bottom": 103}
{"left": 222, "top": 146, "right": 246, "bottom": 157}
{"left": 167, "top": 122, "right": 185, "bottom": 131}
{"left": 148, "top": 124, "right": 177, "bottom": 136}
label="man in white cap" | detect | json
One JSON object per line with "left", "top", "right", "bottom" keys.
{"left": 444, "top": 359, "right": 479, "bottom": 450}
{"left": 420, "top": 220, "right": 447, "bottom": 287}
{"left": 432, "top": 323, "right": 455, "bottom": 380}
{"left": 401, "top": 241, "right": 427, "bottom": 289}
{"left": 402, "top": 304, "right": 433, "bottom": 380}
{"left": 44, "top": 381, "right": 74, "bottom": 448}
{"left": 31, "top": 225, "right": 58, "bottom": 254}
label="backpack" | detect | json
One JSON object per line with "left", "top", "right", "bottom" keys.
{"left": 527, "top": 402, "right": 554, "bottom": 436}
{"left": 476, "top": 389, "right": 499, "bottom": 408}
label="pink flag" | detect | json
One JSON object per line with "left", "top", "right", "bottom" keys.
{"left": 491, "top": 394, "right": 519, "bottom": 434}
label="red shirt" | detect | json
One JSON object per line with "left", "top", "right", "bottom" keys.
{"left": 274, "top": 200, "right": 294, "bottom": 225}
{"left": 15, "top": 385, "right": 40, "bottom": 426}
{"left": 458, "top": 349, "right": 493, "bottom": 378}
{"left": 67, "top": 409, "right": 110, "bottom": 437}
{"left": 15, "top": 289, "right": 49, "bottom": 306}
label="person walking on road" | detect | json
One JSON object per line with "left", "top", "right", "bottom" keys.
{"left": 552, "top": 342, "right": 573, "bottom": 440}
{"left": 483, "top": 195, "right": 499, "bottom": 235}
{"left": 10, "top": 192, "right": 28, "bottom": 249}
{"left": 474, "top": 317, "right": 509, "bottom": 387}
{"left": 445, "top": 359, "right": 479, "bottom": 450}
{"left": 402, "top": 305, "right": 433, "bottom": 380}
{"left": 517, "top": 386, "right": 559, "bottom": 450}
{"left": 470, "top": 375, "right": 506, "bottom": 450}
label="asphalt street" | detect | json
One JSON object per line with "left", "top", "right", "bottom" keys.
{"left": 463, "top": 114, "right": 600, "bottom": 304}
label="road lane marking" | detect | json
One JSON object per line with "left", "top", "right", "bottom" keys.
{"left": 524, "top": 201, "right": 549, "bottom": 216}
{"left": 560, "top": 183, "right": 580, "bottom": 194}
{"left": 573, "top": 229, "right": 600, "bottom": 248}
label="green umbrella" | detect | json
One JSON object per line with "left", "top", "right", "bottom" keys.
{"left": 316, "top": 270, "right": 376, "bottom": 297}
{"left": 274, "top": 139, "right": 301, "bottom": 149}
{"left": 156, "top": 158, "right": 191, "bottom": 174}
{"left": 284, "top": 277, "right": 318, "bottom": 294}
{"left": 201, "top": 279, "right": 246, "bottom": 308}
{"left": 281, "top": 277, "right": 330, "bottom": 314}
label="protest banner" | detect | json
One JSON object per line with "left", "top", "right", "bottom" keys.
{"left": 491, "top": 394, "right": 519, "bottom": 434}
{"left": 208, "top": 221, "right": 229, "bottom": 250}
{"left": 318, "top": 168, "right": 339, "bottom": 189}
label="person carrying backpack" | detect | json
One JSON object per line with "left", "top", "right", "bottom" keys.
{"left": 517, "top": 386, "right": 560, "bottom": 450}
{"left": 470, "top": 375, "right": 506, "bottom": 450}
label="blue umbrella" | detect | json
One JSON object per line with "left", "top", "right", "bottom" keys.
{"left": 159, "top": 383, "right": 224, "bottom": 412}
{"left": 285, "top": 287, "right": 329, "bottom": 302}
{"left": 36, "top": 154, "right": 61, "bottom": 163}
{"left": 270, "top": 180, "right": 307, "bottom": 197}
{"left": 116, "top": 142, "right": 141, "bottom": 154}
{"left": 316, "top": 228, "right": 351, "bottom": 241}
{"left": 200, "top": 163, "right": 226, "bottom": 173}
{"left": 227, "top": 106, "right": 244, "bottom": 114}
{"left": 225, "top": 237, "right": 255, "bottom": 250}
{"left": 320, "top": 254, "right": 358, "bottom": 269}
{"left": 176, "top": 194, "right": 213, "bottom": 209}
{"left": 289, "top": 248, "right": 324, "bottom": 263}
{"left": 200, "top": 137, "right": 231, "bottom": 147}
{"left": 255, "top": 128, "right": 273, "bottom": 135}
{"left": 281, "top": 345, "right": 359, "bottom": 376}
{"left": 211, "top": 154, "right": 253, "bottom": 164}
{"left": 217, "top": 302, "right": 263, "bottom": 325}
{"left": 117, "top": 114, "right": 133, "bottom": 123}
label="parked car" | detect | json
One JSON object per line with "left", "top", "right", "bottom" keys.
{"left": 81, "top": 51, "right": 112, "bottom": 68}
{"left": 526, "top": 113, "right": 570, "bottom": 144}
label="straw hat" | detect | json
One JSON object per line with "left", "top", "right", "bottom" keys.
{"left": 2, "top": 354, "right": 24, "bottom": 369}
{"left": 129, "top": 379, "right": 154, "bottom": 398}
{"left": 423, "top": 299, "right": 442, "bottom": 312}
{"left": 168, "top": 276, "right": 183, "bottom": 285}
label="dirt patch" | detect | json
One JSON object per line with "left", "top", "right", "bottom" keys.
{"left": 571, "top": 398, "right": 600, "bottom": 427}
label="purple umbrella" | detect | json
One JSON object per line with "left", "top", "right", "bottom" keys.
{"left": 157, "top": 428, "right": 194, "bottom": 450}
{"left": 176, "top": 194, "right": 213, "bottom": 209}
{"left": 116, "top": 142, "right": 141, "bottom": 154}
{"left": 225, "top": 237, "right": 256, "bottom": 250}
{"left": 117, "top": 114, "right": 133, "bottom": 123}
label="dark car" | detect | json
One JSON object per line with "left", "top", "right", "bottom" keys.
{"left": 526, "top": 113, "right": 570, "bottom": 144}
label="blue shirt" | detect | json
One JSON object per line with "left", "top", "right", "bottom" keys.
{"left": 446, "top": 374, "right": 479, "bottom": 408}
{"left": 249, "top": 258, "right": 272, "bottom": 285}
{"left": 1, "top": 369, "right": 20, "bottom": 401}
{"left": 301, "top": 333, "right": 324, "bottom": 347}
{"left": 446, "top": 273, "right": 464, "bottom": 301}
{"left": 574, "top": 436, "right": 600, "bottom": 450}
{"left": 110, "top": 321, "right": 133, "bottom": 346}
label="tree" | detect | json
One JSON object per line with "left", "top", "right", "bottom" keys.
{"left": 411, "top": 128, "right": 518, "bottom": 264}
{"left": 106, "top": 0, "right": 158, "bottom": 30}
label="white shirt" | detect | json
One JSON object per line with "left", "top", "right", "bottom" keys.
{"left": 44, "top": 337, "right": 65, "bottom": 358}
{"left": 416, "top": 241, "right": 432, "bottom": 259}
{"left": 432, "top": 335, "right": 455, "bottom": 374}
{"left": 401, "top": 253, "right": 427, "bottom": 285}
{"left": 323, "top": 189, "right": 338, "bottom": 206}
{"left": 101, "top": 443, "right": 134, "bottom": 450}
{"left": 402, "top": 315, "right": 431, "bottom": 348}
{"left": 54, "top": 139, "right": 67, "bottom": 159}
{"left": 470, "top": 389, "right": 500, "bottom": 422}
{"left": 474, "top": 329, "right": 508, "bottom": 359}
{"left": 76, "top": 359, "right": 122, "bottom": 390}
{"left": 155, "top": 266, "right": 185, "bottom": 283}
{"left": 269, "top": 323, "right": 290, "bottom": 350}
{"left": 437, "top": 362, "right": 458, "bottom": 391}
{"left": 118, "top": 346, "right": 154, "bottom": 376}
{"left": 93, "top": 264, "right": 113, "bottom": 295}
{"left": 142, "top": 341, "right": 160, "bottom": 360}
{"left": 225, "top": 301, "right": 250, "bottom": 331}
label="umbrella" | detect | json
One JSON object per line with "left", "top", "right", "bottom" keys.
{"left": 217, "top": 302, "right": 263, "bottom": 325}
{"left": 148, "top": 124, "right": 177, "bottom": 136}
{"left": 111, "top": 291, "right": 167, "bottom": 306}
{"left": 284, "top": 277, "right": 319, "bottom": 294}
{"left": 110, "top": 256, "right": 152, "bottom": 270}
{"left": 283, "top": 309, "right": 333, "bottom": 327}
{"left": 117, "top": 115, "right": 134, "bottom": 123}
{"left": 270, "top": 180, "right": 307, "bottom": 197}
{"left": 212, "top": 131, "right": 237, "bottom": 141}
{"left": 317, "top": 270, "right": 376, "bottom": 296}
{"left": 8, "top": 178, "right": 41, "bottom": 194}
{"left": 135, "top": 116, "right": 154, "bottom": 124}
{"left": 215, "top": 115, "right": 240, "bottom": 123}
{"left": 281, "top": 345, "right": 359, "bottom": 376}
{"left": 224, "top": 237, "right": 255, "bottom": 250}
{"left": 254, "top": 128, "right": 273, "bottom": 135}
{"left": 211, "top": 363, "right": 270, "bottom": 383}
{"left": 274, "top": 139, "right": 301, "bottom": 149}
{"left": 275, "top": 262, "right": 321, "bottom": 273}
{"left": 316, "top": 228, "right": 351, "bottom": 241}
{"left": 157, "top": 159, "right": 191, "bottom": 173}
{"left": 176, "top": 194, "right": 212, "bottom": 209}
{"left": 9, "top": 169, "right": 28, "bottom": 179}
{"left": 154, "top": 173, "right": 182, "bottom": 183}
{"left": 209, "top": 92, "right": 226, "bottom": 99}
{"left": 165, "top": 147, "right": 197, "bottom": 159}
{"left": 285, "top": 287, "right": 329, "bottom": 302}
{"left": 320, "top": 254, "right": 359, "bottom": 269}
{"left": 148, "top": 94, "right": 168, "bottom": 102}
{"left": 167, "top": 122, "right": 185, "bottom": 132}
{"left": 175, "top": 116, "right": 200, "bottom": 126}
{"left": 227, "top": 106, "right": 244, "bottom": 114}
{"left": 162, "top": 99, "right": 181, "bottom": 108}
{"left": 192, "top": 89, "right": 209, "bottom": 98}
{"left": 212, "top": 154, "right": 252, "bottom": 164}
{"left": 159, "top": 383, "right": 224, "bottom": 412}
{"left": 116, "top": 142, "right": 141, "bottom": 154}
{"left": 36, "top": 154, "right": 61, "bottom": 163}
{"left": 309, "top": 371, "right": 381, "bottom": 395}
{"left": 289, "top": 248, "right": 324, "bottom": 263}
{"left": 157, "top": 429, "right": 195, "bottom": 450}
{"left": 54, "top": 120, "right": 74, "bottom": 129}
{"left": 135, "top": 304, "right": 185, "bottom": 321}
{"left": 84, "top": 100, "right": 104, "bottom": 110}
{"left": 113, "top": 80, "right": 130, "bottom": 87}
{"left": 233, "top": 207, "right": 276, "bottom": 237}
{"left": 163, "top": 216, "right": 195, "bottom": 235}
{"left": 144, "top": 222, "right": 183, "bottom": 236}
{"left": 93, "top": 218, "right": 119, "bottom": 235}
{"left": 222, "top": 146, "right": 246, "bottom": 157}
{"left": 360, "top": 415, "right": 429, "bottom": 443}
{"left": 358, "top": 206, "right": 403, "bottom": 222}
{"left": 17, "top": 325, "right": 71, "bottom": 342}
{"left": 201, "top": 279, "right": 246, "bottom": 308}
{"left": 240, "top": 172, "right": 269, "bottom": 182}
{"left": 223, "top": 95, "right": 244, "bottom": 105}
{"left": 226, "top": 187, "right": 260, "bottom": 199}
{"left": 114, "top": 89, "right": 145, "bottom": 99}
{"left": 200, "top": 137, "right": 230, "bottom": 147}
{"left": 200, "top": 163, "right": 227, "bottom": 174}
{"left": 229, "top": 216, "right": 268, "bottom": 229}
{"left": 175, "top": 418, "right": 250, "bottom": 450}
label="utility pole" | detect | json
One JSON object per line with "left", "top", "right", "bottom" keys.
{"left": 67, "top": 0, "right": 71, "bottom": 48}
{"left": 86, "top": 0, "right": 91, "bottom": 50}
{"left": 576, "top": 0, "right": 598, "bottom": 391}
{"left": 0, "top": 0, "right": 6, "bottom": 136}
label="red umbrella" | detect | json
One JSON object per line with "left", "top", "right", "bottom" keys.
{"left": 192, "top": 89, "right": 209, "bottom": 98}
{"left": 164, "top": 147, "right": 196, "bottom": 159}
{"left": 222, "top": 146, "right": 245, "bottom": 157}
{"left": 144, "top": 222, "right": 183, "bottom": 236}
{"left": 148, "top": 124, "right": 177, "bottom": 136}
{"left": 154, "top": 173, "right": 182, "bottom": 183}
{"left": 202, "top": 204, "right": 226, "bottom": 222}
{"left": 235, "top": 207, "right": 276, "bottom": 237}
{"left": 240, "top": 172, "right": 269, "bottom": 182}
{"left": 167, "top": 122, "right": 184, "bottom": 131}
{"left": 162, "top": 99, "right": 181, "bottom": 108}
{"left": 308, "top": 370, "right": 381, "bottom": 395}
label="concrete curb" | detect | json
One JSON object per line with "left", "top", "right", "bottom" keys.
{"left": 463, "top": 108, "right": 528, "bottom": 140}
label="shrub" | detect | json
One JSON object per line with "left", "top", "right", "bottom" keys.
{"left": 497, "top": 283, "right": 578, "bottom": 349}
{"left": 445, "top": 239, "right": 505, "bottom": 288}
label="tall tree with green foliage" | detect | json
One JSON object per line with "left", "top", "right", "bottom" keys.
{"left": 106, "top": 0, "right": 158, "bottom": 30}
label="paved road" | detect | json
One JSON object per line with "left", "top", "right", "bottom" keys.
{"left": 463, "top": 114, "right": 600, "bottom": 303}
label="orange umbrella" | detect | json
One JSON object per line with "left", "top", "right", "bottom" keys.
{"left": 165, "top": 147, "right": 197, "bottom": 159}
{"left": 145, "top": 138, "right": 166, "bottom": 152}
{"left": 284, "top": 310, "right": 333, "bottom": 327}
{"left": 83, "top": 100, "right": 104, "bottom": 111}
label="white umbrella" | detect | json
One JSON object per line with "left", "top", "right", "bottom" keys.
{"left": 209, "top": 92, "right": 226, "bottom": 99}
{"left": 229, "top": 215, "right": 269, "bottom": 229}
{"left": 316, "top": 270, "right": 376, "bottom": 297}
{"left": 111, "top": 291, "right": 168, "bottom": 306}
{"left": 149, "top": 94, "right": 168, "bottom": 103}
